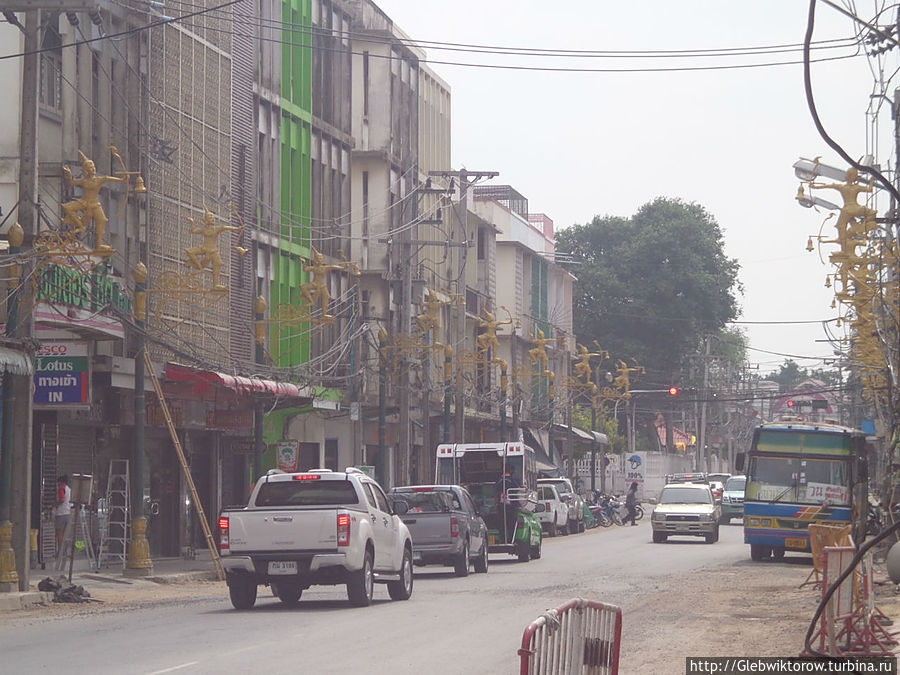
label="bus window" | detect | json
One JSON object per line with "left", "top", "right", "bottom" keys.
{"left": 746, "top": 456, "right": 799, "bottom": 502}
{"left": 799, "top": 458, "right": 850, "bottom": 505}
{"left": 436, "top": 457, "right": 455, "bottom": 484}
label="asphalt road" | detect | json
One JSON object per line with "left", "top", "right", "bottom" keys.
{"left": 2, "top": 520, "right": 757, "bottom": 674}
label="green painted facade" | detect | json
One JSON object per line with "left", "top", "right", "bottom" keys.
{"left": 273, "top": 0, "right": 313, "bottom": 367}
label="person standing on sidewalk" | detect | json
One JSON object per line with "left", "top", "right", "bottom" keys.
{"left": 55, "top": 475, "right": 72, "bottom": 555}
{"left": 625, "top": 481, "right": 638, "bottom": 526}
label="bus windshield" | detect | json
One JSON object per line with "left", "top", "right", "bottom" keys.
{"left": 746, "top": 455, "right": 850, "bottom": 505}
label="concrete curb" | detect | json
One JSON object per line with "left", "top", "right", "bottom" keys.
{"left": 0, "top": 591, "right": 53, "bottom": 611}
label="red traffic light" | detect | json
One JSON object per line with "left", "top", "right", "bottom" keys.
{"left": 786, "top": 400, "right": 795, "bottom": 408}
{"left": 668, "top": 386, "right": 679, "bottom": 396}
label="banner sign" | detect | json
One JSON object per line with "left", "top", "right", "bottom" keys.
{"left": 34, "top": 341, "right": 89, "bottom": 406}
{"left": 277, "top": 441, "right": 299, "bottom": 472}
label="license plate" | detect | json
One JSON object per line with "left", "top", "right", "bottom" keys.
{"left": 268, "top": 561, "right": 298, "bottom": 575}
{"left": 785, "top": 538, "right": 808, "bottom": 549}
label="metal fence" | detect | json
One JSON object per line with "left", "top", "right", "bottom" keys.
{"left": 518, "top": 598, "right": 622, "bottom": 674}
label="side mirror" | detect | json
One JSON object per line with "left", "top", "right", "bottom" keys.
{"left": 535, "top": 504, "right": 546, "bottom": 513}
{"left": 392, "top": 499, "right": 409, "bottom": 515}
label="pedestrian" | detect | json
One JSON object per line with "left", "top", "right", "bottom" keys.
{"left": 625, "top": 481, "right": 638, "bottom": 526}
{"left": 55, "top": 475, "right": 72, "bottom": 555}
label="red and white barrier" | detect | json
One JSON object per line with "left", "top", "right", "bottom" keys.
{"left": 518, "top": 598, "right": 622, "bottom": 675}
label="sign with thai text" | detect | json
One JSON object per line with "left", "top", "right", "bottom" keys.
{"left": 805, "top": 482, "right": 850, "bottom": 504}
{"left": 277, "top": 441, "right": 299, "bottom": 472}
{"left": 33, "top": 341, "right": 89, "bottom": 406}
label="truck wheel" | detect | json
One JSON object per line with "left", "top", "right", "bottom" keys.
{"left": 388, "top": 547, "right": 413, "bottom": 601}
{"left": 347, "top": 549, "right": 374, "bottom": 607}
{"left": 546, "top": 523, "right": 556, "bottom": 537}
{"left": 719, "top": 515, "right": 730, "bottom": 525}
{"left": 771, "top": 547, "right": 785, "bottom": 561}
{"left": 272, "top": 581, "right": 302, "bottom": 606}
{"left": 228, "top": 575, "right": 257, "bottom": 610}
{"left": 652, "top": 531, "right": 667, "bottom": 543}
{"left": 474, "top": 542, "right": 489, "bottom": 573}
{"left": 516, "top": 541, "right": 531, "bottom": 562}
{"left": 705, "top": 525, "right": 719, "bottom": 544}
{"left": 454, "top": 541, "right": 470, "bottom": 577}
{"left": 750, "top": 544, "right": 771, "bottom": 561}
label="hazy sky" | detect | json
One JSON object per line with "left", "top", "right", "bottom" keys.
{"left": 374, "top": 0, "right": 896, "bottom": 374}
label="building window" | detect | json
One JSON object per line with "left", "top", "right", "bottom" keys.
{"left": 39, "top": 17, "right": 62, "bottom": 111}
{"left": 477, "top": 227, "right": 486, "bottom": 261}
{"left": 363, "top": 51, "right": 369, "bottom": 118}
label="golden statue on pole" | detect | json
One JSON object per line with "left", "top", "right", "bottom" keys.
{"left": 476, "top": 310, "right": 513, "bottom": 357}
{"left": 185, "top": 206, "right": 242, "bottom": 291}
{"left": 415, "top": 288, "right": 451, "bottom": 345}
{"left": 61, "top": 150, "right": 126, "bottom": 254}
{"left": 573, "top": 343, "right": 607, "bottom": 384}
{"left": 528, "top": 328, "right": 555, "bottom": 372}
{"left": 808, "top": 166, "right": 878, "bottom": 238}
{"left": 300, "top": 247, "right": 359, "bottom": 320}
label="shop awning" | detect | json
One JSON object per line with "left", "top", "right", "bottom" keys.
{"left": 0, "top": 346, "right": 32, "bottom": 376}
{"left": 165, "top": 363, "right": 309, "bottom": 399}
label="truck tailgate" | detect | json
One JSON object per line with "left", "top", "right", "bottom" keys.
{"left": 401, "top": 512, "right": 453, "bottom": 547}
{"left": 228, "top": 508, "right": 342, "bottom": 552}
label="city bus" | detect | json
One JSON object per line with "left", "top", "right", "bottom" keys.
{"left": 435, "top": 442, "right": 543, "bottom": 562}
{"left": 738, "top": 421, "right": 867, "bottom": 561}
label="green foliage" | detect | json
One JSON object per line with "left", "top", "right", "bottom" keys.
{"left": 556, "top": 198, "right": 741, "bottom": 385}
{"left": 571, "top": 405, "right": 627, "bottom": 456}
{"left": 764, "top": 359, "right": 840, "bottom": 390}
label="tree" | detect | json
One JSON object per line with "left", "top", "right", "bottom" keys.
{"left": 763, "top": 360, "right": 840, "bottom": 390}
{"left": 763, "top": 360, "right": 806, "bottom": 391}
{"left": 556, "top": 197, "right": 741, "bottom": 385}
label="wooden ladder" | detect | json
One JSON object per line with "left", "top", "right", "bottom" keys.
{"left": 145, "top": 352, "right": 225, "bottom": 581}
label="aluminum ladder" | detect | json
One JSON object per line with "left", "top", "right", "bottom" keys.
{"left": 96, "top": 459, "right": 130, "bottom": 569}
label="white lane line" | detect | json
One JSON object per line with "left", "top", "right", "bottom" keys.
{"left": 146, "top": 662, "right": 200, "bottom": 674}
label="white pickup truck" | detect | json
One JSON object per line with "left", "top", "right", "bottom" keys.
{"left": 219, "top": 467, "right": 414, "bottom": 609}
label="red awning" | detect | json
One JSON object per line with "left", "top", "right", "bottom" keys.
{"left": 165, "top": 363, "right": 306, "bottom": 399}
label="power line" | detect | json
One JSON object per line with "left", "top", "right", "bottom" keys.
{"left": 0, "top": 0, "right": 245, "bottom": 61}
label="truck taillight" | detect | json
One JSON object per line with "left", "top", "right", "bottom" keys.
{"left": 219, "top": 517, "right": 229, "bottom": 550}
{"left": 546, "top": 503, "right": 551, "bottom": 511}
{"left": 337, "top": 512, "right": 351, "bottom": 546}
{"left": 450, "top": 516, "right": 459, "bottom": 538}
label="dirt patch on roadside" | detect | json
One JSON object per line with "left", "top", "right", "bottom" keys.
{"left": 621, "top": 557, "right": 899, "bottom": 673}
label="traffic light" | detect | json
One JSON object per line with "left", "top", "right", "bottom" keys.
{"left": 668, "top": 386, "right": 679, "bottom": 396}
{"left": 786, "top": 400, "right": 795, "bottom": 408}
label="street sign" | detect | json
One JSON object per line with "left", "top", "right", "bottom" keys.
{"left": 33, "top": 341, "right": 89, "bottom": 407}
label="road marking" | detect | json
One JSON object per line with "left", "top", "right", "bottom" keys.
{"left": 146, "top": 662, "right": 199, "bottom": 674}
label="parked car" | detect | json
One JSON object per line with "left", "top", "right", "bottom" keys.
{"left": 665, "top": 472, "right": 708, "bottom": 485}
{"left": 219, "top": 468, "right": 413, "bottom": 609}
{"left": 389, "top": 485, "right": 488, "bottom": 576}
{"left": 535, "top": 483, "right": 569, "bottom": 537}
{"left": 709, "top": 480, "right": 725, "bottom": 503}
{"left": 537, "top": 477, "right": 585, "bottom": 533}
{"left": 720, "top": 475, "right": 746, "bottom": 524}
{"left": 651, "top": 482, "right": 721, "bottom": 544}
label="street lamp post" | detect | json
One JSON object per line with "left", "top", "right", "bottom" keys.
{"left": 125, "top": 262, "right": 152, "bottom": 576}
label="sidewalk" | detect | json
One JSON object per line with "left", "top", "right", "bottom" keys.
{"left": 0, "top": 548, "right": 221, "bottom": 611}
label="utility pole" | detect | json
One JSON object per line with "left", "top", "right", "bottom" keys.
{"left": 4, "top": 9, "right": 39, "bottom": 592}
{"left": 428, "top": 169, "right": 498, "bottom": 444}
{"left": 699, "top": 336, "right": 712, "bottom": 472}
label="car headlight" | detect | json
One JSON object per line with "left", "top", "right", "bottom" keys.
{"left": 698, "top": 512, "right": 713, "bottom": 522}
{"left": 723, "top": 496, "right": 731, "bottom": 504}
{"left": 651, "top": 512, "right": 665, "bottom": 522}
